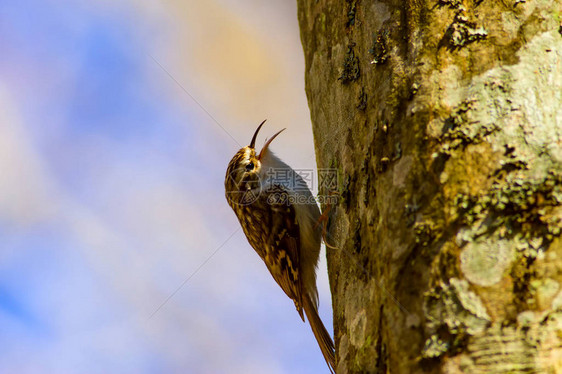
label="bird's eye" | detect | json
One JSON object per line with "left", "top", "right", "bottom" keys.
{"left": 245, "top": 162, "right": 254, "bottom": 171}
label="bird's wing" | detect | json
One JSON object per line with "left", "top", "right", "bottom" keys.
{"left": 259, "top": 185, "right": 305, "bottom": 320}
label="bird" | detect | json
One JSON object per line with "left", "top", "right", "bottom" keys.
{"left": 224, "top": 120, "right": 336, "bottom": 373}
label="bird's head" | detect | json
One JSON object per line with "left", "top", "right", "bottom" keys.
{"left": 225, "top": 120, "right": 285, "bottom": 206}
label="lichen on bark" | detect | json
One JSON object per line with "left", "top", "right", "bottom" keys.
{"left": 297, "top": 0, "right": 562, "bottom": 372}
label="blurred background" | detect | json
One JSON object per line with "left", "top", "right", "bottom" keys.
{"left": 0, "top": 1, "right": 332, "bottom": 373}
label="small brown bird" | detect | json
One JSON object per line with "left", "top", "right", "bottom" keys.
{"left": 225, "top": 120, "right": 335, "bottom": 373}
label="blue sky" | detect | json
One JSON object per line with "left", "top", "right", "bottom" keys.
{"left": 0, "top": 0, "right": 331, "bottom": 373}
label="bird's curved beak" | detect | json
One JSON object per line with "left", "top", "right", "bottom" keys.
{"left": 258, "top": 128, "right": 286, "bottom": 160}
{"left": 249, "top": 119, "right": 267, "bottom": 149}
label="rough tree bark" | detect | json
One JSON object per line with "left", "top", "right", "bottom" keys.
{"left": 297, "top": 1, "right": 562, "bottom": 373}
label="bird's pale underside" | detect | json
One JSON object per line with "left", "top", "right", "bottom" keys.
{"left": 225, "top": 120, "right": 335, "bottom": 373}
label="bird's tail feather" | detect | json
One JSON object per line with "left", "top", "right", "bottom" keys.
{"left": 303, "top": 295, "right": 336, "bottom": 373}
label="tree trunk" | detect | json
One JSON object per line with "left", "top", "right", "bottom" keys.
{"left": 297, "top": 1, "right": 562, "bottom": 373}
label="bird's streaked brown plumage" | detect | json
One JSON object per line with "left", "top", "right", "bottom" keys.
{"left": 225, "top": 120, "right": 335, "bottom": 373}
